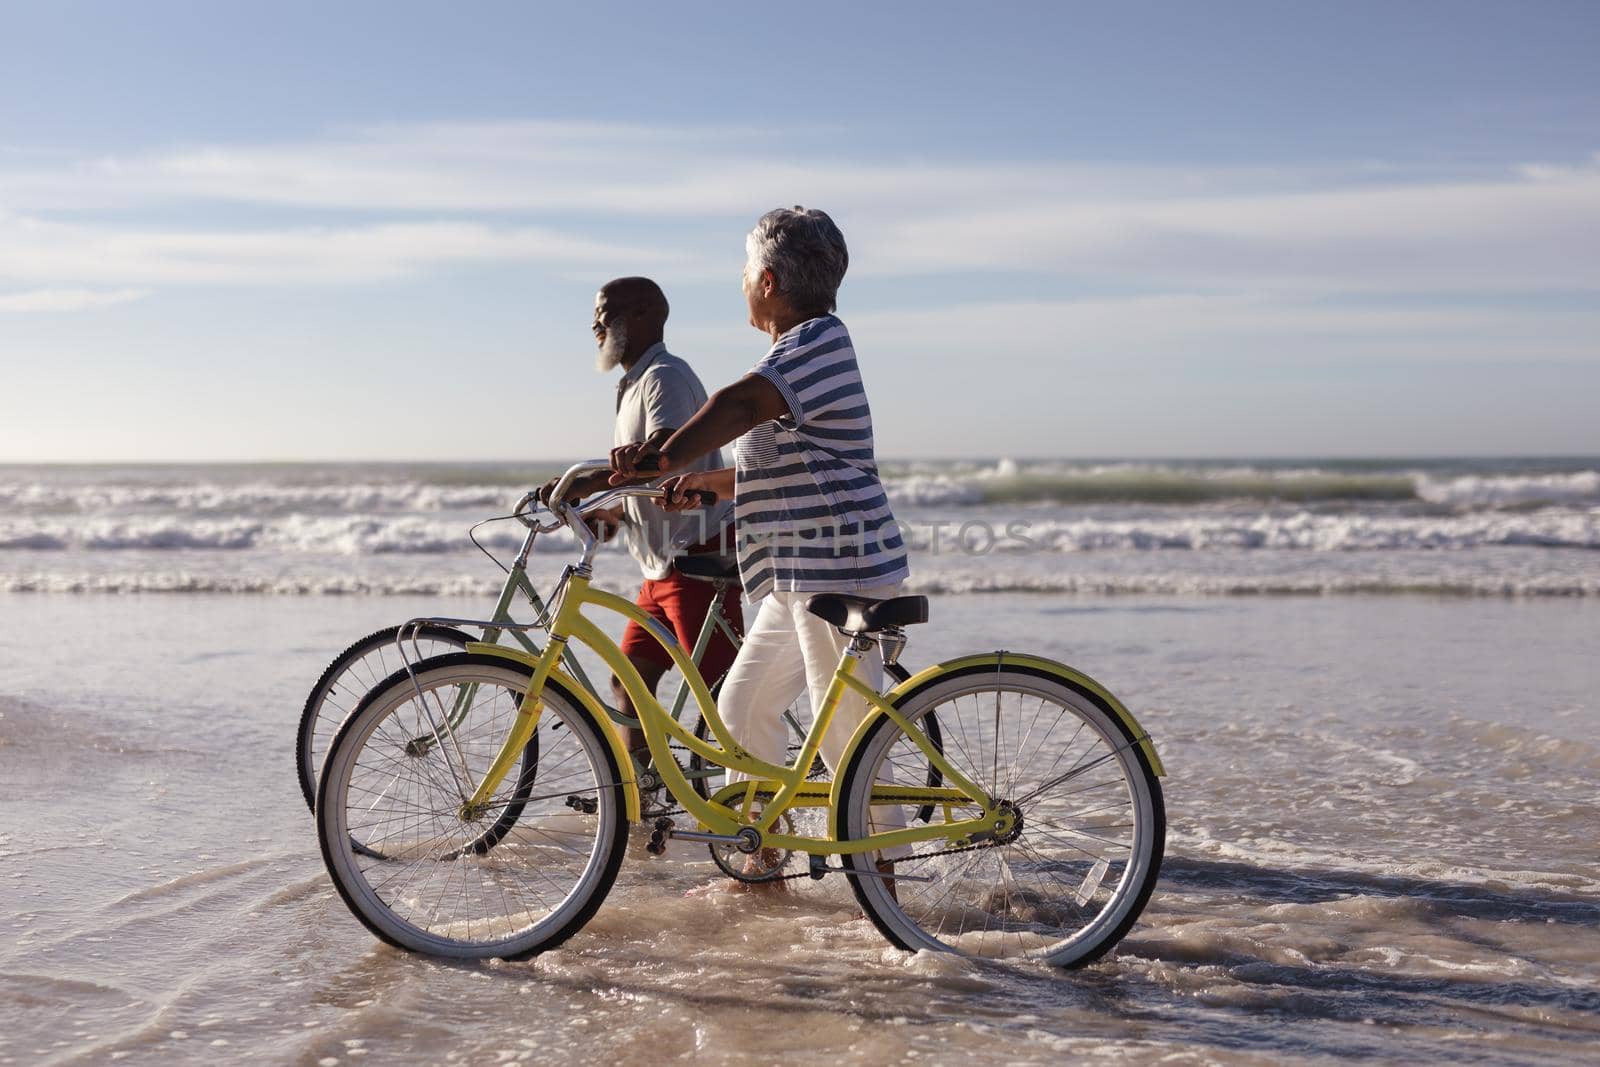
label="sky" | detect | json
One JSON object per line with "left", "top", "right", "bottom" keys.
{"left": 1, "top": 0, "right": 1597, "bottom": 462}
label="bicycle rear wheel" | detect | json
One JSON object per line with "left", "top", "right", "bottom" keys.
{"left": 835, "top": 666, "right": 1163, "bottom": 967}
{"left": 317, "top": 653, "right": 628, "bottom": 959}
{"left": 296, "top": 623, "right": 472, "bottom": 812}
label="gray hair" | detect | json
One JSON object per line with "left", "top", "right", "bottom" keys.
{"left": 744, "top": 206, "right": 849, "bottom": 315}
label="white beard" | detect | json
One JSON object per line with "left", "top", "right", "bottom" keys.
{"left": 596, "top": 321, "right": 628, "bottom": 372}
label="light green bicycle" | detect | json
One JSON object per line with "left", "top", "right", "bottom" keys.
{"left": 315, "top": 460, "right": 1166, "bottom": 967}
{"left": 295, "top": 491, "right": 915, "bottom": 822}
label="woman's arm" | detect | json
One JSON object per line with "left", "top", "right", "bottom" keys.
{"left": 610, "top": 373, "right": 788, "bottom": 483}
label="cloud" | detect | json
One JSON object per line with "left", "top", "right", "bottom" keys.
{"left": 668, "top": 293, "right": 1600, "bottom": 377}
{"left": 841, "top": 295, "right": 1600, "bottom": 364}
{"left": 0, "top": 215, "right": 684, "bottom": 287}
{"left": 0, "top": 120, "right": 1596, "bottom": 296}
{"left": 1, "top": 121, "right": 1195, "bottom": 216}
{"left": 0, "top": 287, "right": 149, "bottom": 312}
{"left": 855, "top": 165, "right": 1600, "bottom": 291}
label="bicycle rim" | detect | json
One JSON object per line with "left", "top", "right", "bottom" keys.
{"left": 317, "top": 655, "right": 627, "bottom": 959}
{"left": 838, "top": 669, "right": 1163, "bottom": 967}
{"left": 297, "top": 624, "right": 471, "bottom": 812}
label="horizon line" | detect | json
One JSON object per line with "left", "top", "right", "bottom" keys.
{"left": 2, "top": 452, "right": 1598, "bottom": 467}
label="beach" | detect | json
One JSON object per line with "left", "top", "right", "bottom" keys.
{"left": 2, "top": 461, "right": 1598, "bottom": 1065}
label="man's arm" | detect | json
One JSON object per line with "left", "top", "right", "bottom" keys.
{"left": 611, "top": 373, "right": 789, "bottom": 482}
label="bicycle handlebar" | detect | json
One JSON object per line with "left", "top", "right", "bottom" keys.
{"left": 513, "top": 456, "right": 718, "bottom": 536}
{"left": 611, "top": 455, "right": 719, "bottom": 506}
{"left": 512, "top": 460, "right": 720, "bottom": 537}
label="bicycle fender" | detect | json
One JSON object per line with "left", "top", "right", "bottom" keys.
{"left": 465, "top": 642, "right": 642, "bottom": 821}
{"left": 831, "top": 653, "right": 1165, "bottom": 804}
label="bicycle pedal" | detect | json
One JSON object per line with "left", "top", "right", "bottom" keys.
{"left": 646, "top": 816, "right": 675, "bottom": 857}
{"left": 564, "top": 795, "right": 599, "bottom": 815}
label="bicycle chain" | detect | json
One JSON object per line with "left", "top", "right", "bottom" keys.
{"left": 761, "top": 839, "right": 998, "bottom": 882}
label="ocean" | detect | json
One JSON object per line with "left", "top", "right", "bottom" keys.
{"left": 3, "top": 456, "right": 1599, "bottom": 597}
{"left": 1, "top": 458, "right": 1597, "bottom": 1065}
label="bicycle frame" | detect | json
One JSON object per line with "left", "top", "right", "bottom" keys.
{"left": 425, "top": 513, "right": 744, "bottom": 737}
{"left": 464, "top": 570, "right": 1003, "bottom": 858}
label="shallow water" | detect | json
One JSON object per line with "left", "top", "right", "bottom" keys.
{"left": 2, "top": 593, "right": 1597, "bottom": 1065}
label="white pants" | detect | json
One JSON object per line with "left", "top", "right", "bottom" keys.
{"left": 721, "top": 583, "right": 899, "bottom": 776}
{"left": 719, "top": 584, "right": 908, "bottom": 855}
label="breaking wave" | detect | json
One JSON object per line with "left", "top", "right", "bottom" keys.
{"left": 5, "top": 460, "right": 1598, "bottom": 600}
{"left": 4, "top": 510, "right": 1597, "bottom": 554}
{"left": 4, "top": 570, "right": 1595, "bottom": 597}
{"left": 5, "top": 463, "right": 1600, "bottom": 516}
{"left": 0, "top": 480, "right": 512, "bottom": 515}
{"left": 883, "top": 461, "right": 1600, "bottom": 509}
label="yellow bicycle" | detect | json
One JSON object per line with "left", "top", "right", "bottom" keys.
{"left": 315, "top": 461, "right": 1167, "bottom": 967}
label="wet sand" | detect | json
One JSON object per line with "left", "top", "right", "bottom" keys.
{"left": 2, "top": 592, "right": 1596, "bottom": 1065}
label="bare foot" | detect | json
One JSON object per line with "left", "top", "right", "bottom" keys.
{"left": 729, "top": 848, "right": 792, "bottom": 894}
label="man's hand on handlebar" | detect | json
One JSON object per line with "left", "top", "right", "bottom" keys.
{"left": 537, "top": 470, "right": 609, "bottom": 507}
{"left": 535, "top": 475, "right": 567, "bottom": 507}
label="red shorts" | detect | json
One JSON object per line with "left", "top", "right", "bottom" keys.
{"left": 619, "top": 568, "right": 744, "bottom": 686}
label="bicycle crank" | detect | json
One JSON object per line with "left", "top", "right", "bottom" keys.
{"left": 645, "top": 817, "right": 760, "bottom": 856}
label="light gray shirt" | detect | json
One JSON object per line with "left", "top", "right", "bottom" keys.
{"left": 613, "top": 343, "right": 736, "bottom": 580}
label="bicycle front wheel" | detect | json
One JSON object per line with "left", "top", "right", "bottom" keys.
{"left": 317, "top": 653, "right": 628, "bottom": 959}
{"left": 835, "top": 665, "right": 1164, "bottom": 968}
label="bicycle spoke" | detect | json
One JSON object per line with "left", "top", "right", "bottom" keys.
{"left": 843, "top": 674, "right": 1159, "bottom": 965}
{"left": 321, "top": 661, "right": 622, "bottom": 956}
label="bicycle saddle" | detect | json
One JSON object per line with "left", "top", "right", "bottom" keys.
{"left": 674, "top": 555, "right": 741, "bottom": 582}
{"left": 805, "top": 593, "right": 929, "bottom": 633}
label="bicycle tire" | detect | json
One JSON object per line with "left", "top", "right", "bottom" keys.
{"left": 317, "top": 653, "right": 628, "bottom": 959}
{"left": 835, "top": 664, "right": 1164, "bottom": 968}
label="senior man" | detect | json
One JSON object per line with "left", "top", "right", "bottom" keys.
{"left": 541, "top": 276, "right": 741, "bottom": 760}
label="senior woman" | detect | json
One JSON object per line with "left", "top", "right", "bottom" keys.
{"left": 610, "top": 206, "right": 909, "bottom": 886}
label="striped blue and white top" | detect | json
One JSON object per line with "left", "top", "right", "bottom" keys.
{"left": 732, "top": 315, "right": 910, "bottom": 600}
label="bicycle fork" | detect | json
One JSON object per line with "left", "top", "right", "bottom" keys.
{"left": 452, "top": 637, "right": 565, "bottom": 820}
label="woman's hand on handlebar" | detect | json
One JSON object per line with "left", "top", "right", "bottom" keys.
{"left": 659, "top": 468, "right": 734, "bottom": 511}
{"left": 609, "top": 438, "right": 673, "bottom": 485}
{"left": 657, "top": 473, "right": 711, "bottom": 511}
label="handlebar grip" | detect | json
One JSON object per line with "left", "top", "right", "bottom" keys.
{"left": 633, "top": 455, "right": 663, "bottom": 473}
{"left": 658, "top": 484, "right": 717, "bottom": 507}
